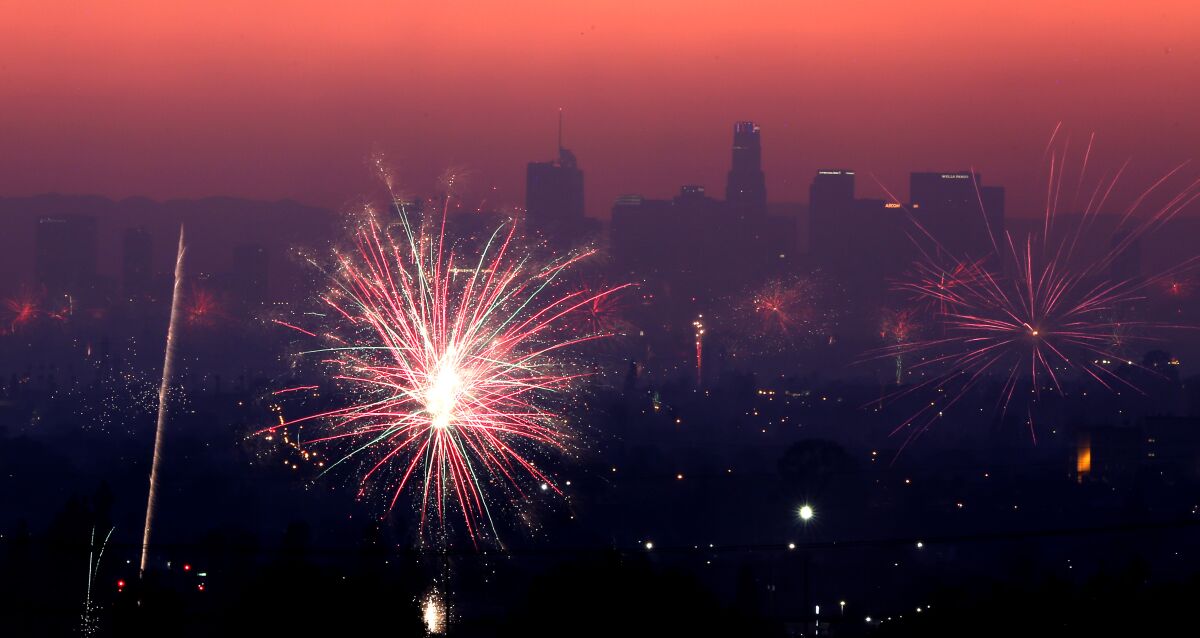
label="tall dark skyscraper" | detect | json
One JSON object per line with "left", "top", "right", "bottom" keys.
{"left": 725, "top": 121, "right": 767, "bottom": 218}
{"left": 34, "top": 214, "right": 97, "bottom": 304}
{"left": 525, "top": 114, "right": 585, "bottom": 249}
{"left": 122, "top": 226, "right": 154, "bottom": 299}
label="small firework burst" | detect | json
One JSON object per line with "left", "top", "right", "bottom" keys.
{"left": 184, "top": 285, "right": 225, "bottom": 327}
{"left": 568, "top": 280, "right": 631, "bottom": 337}
{"left": 879, "top": 307, "right": 921, "bottom": 384}
{"left": 725, "top": 274, "right": 838, "bottom": 357}
{"left": 2, "top": 288, "right": 43, "bottom": 333}
{"left": 879, "top": 307, "right": 920, "bottom": 345}
{"left": 750, "top": 277, "right": 813, "bottom": 337}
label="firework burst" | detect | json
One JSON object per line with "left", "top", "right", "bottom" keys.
{"left": 184, "top": 285, "right": 225, "bottom": 327}
{"left": 3, "top": 293, "right": 39, "bottom": 332}
{"left": 568, "top": 281, "right": 631, "bottom": 336}
{"left": 879, "top": 307, "right": 921, "bottom": 384}
{"left": 724, "top": 274, "right": 838, "bottom": 360}
{"left": 750, "top": 277, "right": 813, "bottom": 337}
{"left": 266, "top": 172, "right": 626, "bottom": 543}
{"left": 874, "top": 132, "right": 1200, "bottom": 447}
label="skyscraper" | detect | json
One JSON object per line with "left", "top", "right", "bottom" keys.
{"left": 34, "top": 214, "right": 97, "bottom": 305}
{"left": 809, "top": 169, "right": 856, "bottom": 216}
{"left": 725, "top": 121, "right": 767, "bottom": 218}
{"left": 1110, "top": 230, "right": 1142, "bottom": 283}
{"left": 122, "top": 226, "right": 154, "bottom": 300}
{"left": 525, "top": 113, "right": 585, "bottom": 249}
{"left": 910, "top": 171, "right": 1005, "bottom": 254}
{"left": 610, "top": 183, "right": 750, "bottom": 295}
{"left": 806, "top": 168, "right": 914, "bottom": 334}
{"left": 232, "top": 243, "right": 269, "bottom": 306}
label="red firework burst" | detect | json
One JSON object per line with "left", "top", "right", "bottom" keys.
{"left": 3, "top": 294, "right": 40, "bottom": 332}
{"left": 264, "top": 178, "right": 627, "bottom": 543}
{"left": 185, "top": 286, "right": 224, "bottom": 327}
{"left": 567, "top": 280, "right": 631, "bottom": 337}
{"left": 879, "top": 307, "right": 920, "bottom": 344}
{"left": 1160, "top": 276, "right": 1194, "bottom": 299}
{"left": 751, "top": 278, "right": 812, "bottom": 336}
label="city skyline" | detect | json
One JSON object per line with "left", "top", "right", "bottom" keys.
{"left": 4, "top": 3, "right": 1200, "bottom": 635}
{"left": 2, "top": 2, "right": 1197, "bottom": 218}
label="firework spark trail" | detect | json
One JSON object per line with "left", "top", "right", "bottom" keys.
{"left": 81, "top": 526, "right": 115, "bottom": 637}
{"left": 880, "top": 307, "right": 920, "bottom": 384}
{"left": 265, "top": 173, "right": 627, "bottom": 543}
{"left": 869, "top": 134, "right": 1200, "bottom": 452}
{"left": 140, "top": 225, "right": 185, "bottom": 575}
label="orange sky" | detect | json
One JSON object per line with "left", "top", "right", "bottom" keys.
{"left": 1, "top": 1, "right": 1197, "bottom": 217}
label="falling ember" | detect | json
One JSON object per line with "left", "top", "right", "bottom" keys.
{"left": 141, "top": 225, "right": 186, "bottom": 574}
{"left": 873, "top": 130, "right": 1200, "bottom": 449}
{"left": 692, "top": 314, "right": 705, "bottom": 386}
{"left": 264, "top": 165, "right": 627, "bottom": 542}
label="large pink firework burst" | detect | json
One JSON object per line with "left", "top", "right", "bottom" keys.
{"left": 266, "top": 182, "right": 626, "bottom": 543}
{"left": 875, "top": 132, "right": 1200, "bottom": 446}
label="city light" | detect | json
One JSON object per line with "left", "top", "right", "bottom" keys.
{"left": 799, "top": 504, "right": 814, "bottom": 522}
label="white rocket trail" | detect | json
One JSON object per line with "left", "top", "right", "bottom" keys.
{"left": 140, "top": 225, "right": 185, "bottom": 575}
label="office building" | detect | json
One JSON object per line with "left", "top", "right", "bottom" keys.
{"left": 725, "top": 121, "right": 767, "bottom": 219}
{"left": 34, "top": 214, "right": 98, "bottom": 305}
